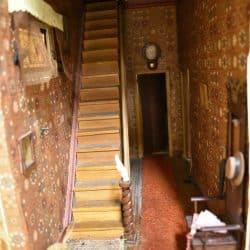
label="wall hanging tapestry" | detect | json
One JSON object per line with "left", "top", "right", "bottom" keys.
{"left": 13, "top": 12, "right": 58, "bottom": 85}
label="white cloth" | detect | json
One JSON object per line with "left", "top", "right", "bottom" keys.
{"left": 115, "top": 155, "right": 129, "bottom": 182}
{"left": 191, "top": 210, "right": 227, "bottom": 235}
{"left": 8, "top": 0, "right": 63, "bottom": 31}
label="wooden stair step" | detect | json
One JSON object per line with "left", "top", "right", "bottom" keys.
{"left": 73, "top": 209, "right": 122, "bottom": 223}
{"left": 76, "top": 163, "right": 116, "bottom": 171}
{"left": 84, "top": 28, "right": 117, "bottom": 40}
{"left": 77, "top": 128, "right": 119, "bottom": 136}
{"left": 81, "top": 74, "right": 119, "bottom": 88}
{"left": 76, "top": 167, "right": 120, "bottom": 182}
{"left": 73, "top": 200, "right": 121, "bottom": 212}
{"left": 74, "top": 180, "right": 121, "bottom": 201}
{"left": 80, "top": 86, "right": 119, "bottom": 102}
{"left": 86, "top": 1, "right": 117, "bottom": 12}
{"left": 75, "top": 180, "right": 120, "bottom": 190}
{"left": 84, "top": 38, "right": 118, "bottom": 51}
{"left": 77, "top": 143, "right": 120, "bottom": 153}
{"left": 86, "top": 9, "right": 117, "bottom": 21}
{"left": 78, "top": 100, "right": 119, "bottom": 119}
{"left": 78, "top": 118, "right": 120, "bottom": 132}
{"left": 82, "top": 61, "right": 118, "bottom": 77}
{"left": 82, "top": 49, "right": 118, "bottom": 63}
{"left": 85, "top": 19, "right": 117, "bottom": 31}
{"left": 77, "top": 150, "right": 120, "bottom": 166}
{"left": 78, "top": 113, "right": 119, "bottom": 121}
{"left": 77, "top": 132, "right": 120, "bottom": 147}
{"left": 66, "top": 221, "right": 123, "bottom": 239}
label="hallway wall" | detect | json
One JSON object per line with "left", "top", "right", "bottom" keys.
{"left": 124, "top": 3, "right": 183, "bottom": 157}
{"left": 177, "top": 0, "right": 249, "bottom": 199}
{"left": 0, "top": 2, "right": 83, "bottom": 249}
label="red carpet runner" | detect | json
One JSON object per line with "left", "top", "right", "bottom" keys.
{"left": 141, "top": 155, "right": 187, "bottom": 250}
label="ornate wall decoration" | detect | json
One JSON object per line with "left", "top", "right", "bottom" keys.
{"left": 0, "top": 0, "right": 80, "bottom": 248}
{"left": 124, "top": 4, "right": 183, "bottom": 157}
{"left": 178, "top": 0, "right": 249, "bottom": 201}
{"left": 0, "top": 0, "right": 31, "bottom": 249}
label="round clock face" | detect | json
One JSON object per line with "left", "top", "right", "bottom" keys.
{"left": 145, "top": 44, "right": 158, "bottom": 60}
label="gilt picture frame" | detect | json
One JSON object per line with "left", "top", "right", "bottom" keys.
{"left": 18, "top": 131, "right": 35, "bottom": 173}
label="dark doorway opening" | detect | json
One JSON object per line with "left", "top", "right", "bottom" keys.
{"left": 138, "top": 73, "right": 168, "bottom": 155}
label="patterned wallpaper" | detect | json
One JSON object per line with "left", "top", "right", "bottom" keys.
{"left": 0, "top": 1, "right": 31, "bottom": 249}
{"left": 177, "top": 0, "right": 249, "bottom": 197}
{"left": 124, "top": 4, "right": 183, "bottom": 157}
{"left": 0, "top": 1, "right": 81, "bottom": 249}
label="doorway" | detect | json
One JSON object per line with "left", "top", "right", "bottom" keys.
{"left": 137, "top": 73, "right": 168, "bottom": 156}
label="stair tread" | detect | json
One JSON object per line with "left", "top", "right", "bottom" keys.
{"left": 84, "top": 28, "right": 118, "bottom": 40}
{"left": 78, "top": 111, "right": 119, "bottom": 118}
{"left": 75, "top": 179, "right": 120, "bottom": 190}
{"left": 77, "top": 143, "right": 120, "bottom": 153}
{"left": 82, "top": 60, "right": 117, "bottom": 66}
{"left": 82, "top": 73, "right": 119, "bottom": 79}
{"left": 83, "top": 49, "right": 118, "bottom": 63}
{"left": 86, "top": 1, "right": 117, "bottom": 12}
{"left": 68, "top": 220, "right": 123, "bottom": 232}
{"left": 77, "top": 128, "right": 119, "bottom": 136}
{"left": 83, "top": 48, "right": 117, "bottom": 53}
{"left": 77, "top": 128, "right": 119, "bottom": 134}
{"left": 82, "top": 61, "right": 118, "bottom": 77}
{"left": 79, "top": 100, "right": 119, "bottom": 105}
{"left": 84, "top": 36, "right": 117, "bottom": 42}
{"left": 80, "top": 99, "right": 119, "bottom": 104}
{"left": 78, "top": 115, "right": 119, "bottom": 121}
{"left": 85, "top": 18, "right": 117, "bottom": 31}
{"left": 77, "top": 162, "right": 116, "bottom": 168}
{"left": 73, "top": 200, "right": 121, "bottom": 211}
{"left": 86, "top": 9, "right": 117, "bottom": 21}
{"left": 85, "top": 18, "right": 116, "bottom": 23}
{"left": 80, "top": 86, "right": 117, "bottom": 92}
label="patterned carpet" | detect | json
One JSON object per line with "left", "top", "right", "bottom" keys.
{"left": 140, "top": 155, "right": 187, "bottom": 250}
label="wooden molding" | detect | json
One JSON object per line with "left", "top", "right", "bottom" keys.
{"left": 135, "top": 70, "right": 173, "bottom": 157}
{"left": 125, "top": 0, "right": 176, "bottom": 9}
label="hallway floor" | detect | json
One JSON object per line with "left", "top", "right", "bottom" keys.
{"left": 141, "top": 155, "right": 186, "bottom": 249}
{"left": 139, "top": 155, "right": 202, "bottom": 250}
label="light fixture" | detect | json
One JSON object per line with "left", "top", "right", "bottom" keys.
{"left": 143, "top": 42, "right": 161, "bottom": 70}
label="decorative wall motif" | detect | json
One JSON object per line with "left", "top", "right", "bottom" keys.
{"left": 177, "top": 0, "right": 249, "bottom": 199}
{"left": 0, "top": 0, "right": 82, "bottom": 249}
{"left": 124, "top": 4, "right": 183, "bottom": 157}
{"left": 0, "top": 0, "right": 31, "bottom": 249}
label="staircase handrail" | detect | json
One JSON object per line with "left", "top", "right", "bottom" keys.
{"left": 118, "top": 0, "right": 131, "bottom": 176}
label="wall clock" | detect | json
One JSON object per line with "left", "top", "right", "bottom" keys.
{"left": 143, "top": 42, "right": 161, "bottom": 70}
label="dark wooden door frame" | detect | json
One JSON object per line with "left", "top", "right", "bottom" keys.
{"left": 135, "top": 70, "right": 172, "bottom": 158}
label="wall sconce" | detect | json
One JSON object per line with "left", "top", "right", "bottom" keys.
{"left": 40, "top": 127, "right": 50, "bottom": 136}
{"left": 143, "top": 42, "right": 161, "bottom": 70}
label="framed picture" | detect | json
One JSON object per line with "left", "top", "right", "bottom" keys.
{"left": 18, "top": 131, "right": 35, "bottom": 173}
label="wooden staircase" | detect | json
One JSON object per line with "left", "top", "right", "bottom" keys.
{"left": 65, "top": 0, "right": 124, "bottom": 240}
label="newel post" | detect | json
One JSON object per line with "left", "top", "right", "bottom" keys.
{"left": 119, "top": 180, "right": 135, "bottom": 241}
{"left": 115, "top": 155, "right": 135, "bottom": 241}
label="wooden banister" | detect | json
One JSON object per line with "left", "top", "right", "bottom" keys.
{"left": 63, "top": 12, "right": 85, "bottom": 229}
{"left": 118, "top": 1, "right": 130, "bottom": 176}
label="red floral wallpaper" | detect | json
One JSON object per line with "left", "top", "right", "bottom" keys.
{"left": 177, "top": 0, "right": 249, "bottom": 197}
{"left": 124, "top": 4, "right": 183, "bottom": 157}
{"left": 0, "top": 1, "right": 82, "bottom": 249}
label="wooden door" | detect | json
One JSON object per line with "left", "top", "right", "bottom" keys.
{"left": 137, "top": 73, "right": 168, "bottom": 155}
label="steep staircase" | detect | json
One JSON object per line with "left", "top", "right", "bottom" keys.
{"left": 66, "top": 0, "right": 124, "bottom": 240}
